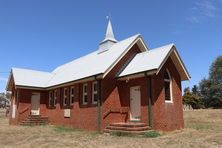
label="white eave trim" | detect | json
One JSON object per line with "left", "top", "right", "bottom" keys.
{"left": 156, "top": 46, "right": 191, "bottom": 81}
{"left": 6, "top": 71, "right": 13, "bottom": 91}
{"left": 118, "top": 70, "right": 157, "bottom": 81}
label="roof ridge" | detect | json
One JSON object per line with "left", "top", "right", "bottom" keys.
{"left": 52, "top": 34, "right": 140, "bottom": 73}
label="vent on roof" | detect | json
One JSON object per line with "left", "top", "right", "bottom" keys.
{"left": 98, "top": 19, "right": 117, "bottom": 54}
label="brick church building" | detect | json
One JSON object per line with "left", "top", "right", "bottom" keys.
{"left": 6, "top": 20, "right": 190, "bottom": 132}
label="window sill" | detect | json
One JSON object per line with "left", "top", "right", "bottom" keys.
{"left": 165, "top": 101, "right": 173, "bottom": 103}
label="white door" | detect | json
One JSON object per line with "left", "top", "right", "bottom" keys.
{"left": 130, "top": 86, "right": 141, "bottom": 121}
{"left": 31, "top": 92, "right": 40, "bottom": 115}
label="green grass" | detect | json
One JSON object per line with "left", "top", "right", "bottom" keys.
{"left": 187, "top": 124, "right": 212, "bottom": 130}
{"left": 110, "top": 130, "right": 161, "bottom": 138}
{"left": 54, "top": 126, "right": 81, "bottom": 133}
{"left": 143, "top": 131, "right": 161, "bottom": 138}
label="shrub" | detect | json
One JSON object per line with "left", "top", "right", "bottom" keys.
{"left": 143, "top": 131, "right": 161, "bottom": 138}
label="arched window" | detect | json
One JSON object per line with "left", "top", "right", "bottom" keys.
{"left": 164, "top": 69, "right": 172, "bottom": 102}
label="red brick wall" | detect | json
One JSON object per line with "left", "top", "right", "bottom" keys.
{"left": 152, "top": 57, "right": 184, "bottom": 131}
{"left": 9, "top": 82, "right": 98, "bottom": 130}
{"left": 101, "top": 51, "right": 183, "bottom": 131}
{"left": 9, "top": 44, "right": 184, "bottom": 132}
{"left": 45, "top": 82, "right": 98, "bottom": 130}
{"left": 101, "top": 44, "right": 142, "bottom": 129}
{"left": 117, "top": 77, "right": 149, "bottom": 124}
{"left": 9, "top": 88, "right": 47, "bottom": 125}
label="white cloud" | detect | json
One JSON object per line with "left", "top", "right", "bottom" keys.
{"left": 195, "top": 0, "right": 216, "bottom": 17}
{"left": 0, "top": 77, "right": 7, "bottom": 82}
{"left": 0, "top": 90, "right": 5, "bottom": 93}
{"left": 186, "top": 0, "right": 219, "bottom": 23}
{"left": 186, "top": 16, "right": 200, "bottom": 23}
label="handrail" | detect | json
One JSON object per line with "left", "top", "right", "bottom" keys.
{"left": 19, "top": 106, "right": 29, "bottom": 114}
{"left": 103, "top": 107, "right": 129, "bottom": 119}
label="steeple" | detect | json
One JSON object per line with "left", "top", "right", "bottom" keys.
{"left": 98, "top": 19, "right": 118, "bottom": 53}
{"left": 101, "top": 19, "right": 117, "bottom": 43}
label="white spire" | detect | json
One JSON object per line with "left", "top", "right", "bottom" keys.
{"left": 102, "top": 19, "right": 117, "bottom": 43}
{"left": 98, "top": 18, "right": 118, "bottom": 53}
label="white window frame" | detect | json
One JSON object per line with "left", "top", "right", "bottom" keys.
{"left": 70, "top": 86, "right": 74, "bottom": 105}
{"left": 92, "top": 81, "right": 98, "bottom": 104}
{"left": 49, "top": 91, "right": 53, "bottom": 107}
{"left": 82, "top": 83, "right": 88, "bottom": 105}
{"left": 164, "top": 69, "right": 173, "bottom": 103}
{"left": 54, "top": 90, "right": 57, "bottom": 106}
{"left": 63, "top": 88, "right": 68, "bottom": 106}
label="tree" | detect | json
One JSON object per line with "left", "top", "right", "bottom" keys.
{"left": 192, "top": 85, "right": 199, "bottom": 95}
{"left": 0, "top": 92, "right": 11, "bottom": 108}
{"left": 199, "top": 56, "right": 222, "bottom": 108}
{"left": 183, "top": 85, "right": 204, "bottom": 109}
{"left": 184, "top": 87, "right": 190, "bottom": 94}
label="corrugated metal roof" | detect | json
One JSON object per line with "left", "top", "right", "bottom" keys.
{"left": 12, "top": 68, "right": 53, "bottom": 88}
{"left": 8, "top": 36, "right": 190, "bottom": 90}
{"left": 10, "top": 34, "right": 142, "bottom": 88}
{"left": 47, "top": 34, "right": 140, "bottom": 86}
{"left": 118, "top": 44, "right": 174, "bottom": 77}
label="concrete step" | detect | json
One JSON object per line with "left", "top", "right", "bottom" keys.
{"left": 104, "top": 122, "right": 151, "bottom": 135}
{"left": 106, "top": 125, "right": 150, "bottom": 131}
{"left": 110, "top": 122, "right": 148, "bottom": 128}
{"left": 20, "top": 115, "right": 49, "bottom": 126}
{"left": 104, "top": 129, "right": 151, "bottom": 135}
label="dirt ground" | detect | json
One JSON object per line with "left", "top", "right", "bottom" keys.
{"left": 0, "top": 109, "right": 221, "bottom": 148}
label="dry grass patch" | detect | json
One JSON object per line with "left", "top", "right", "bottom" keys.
{"left": 0, "top": 109, "right": 221, "bottom": 148}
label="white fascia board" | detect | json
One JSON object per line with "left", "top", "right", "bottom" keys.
{"left": 118, "top": 70, "right": 157, "bottom": 81}
{"left": 156, "top": 45, "right": 191, "bottom": 81}
{"left": 173, "top": 49, "right": 191, "bottom": 80}
{"left": 5, "top": 71, "right": 13, "bottom": 91}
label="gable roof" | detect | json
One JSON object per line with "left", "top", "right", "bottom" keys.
{"left": 11, "top": 68, "right": 53, "bottom": 88}
{"left": 118, "top": 43, "right": 191, "bottom": 81}
{"left": 7, "top": 34, "right": 149, "bottom": 90}
{"left": 47, "top": 34, "right": 145, "bottom": 86}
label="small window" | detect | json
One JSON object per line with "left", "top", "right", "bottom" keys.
{"left": 92, "top": 81, "right": 98, "bottom": 104}
{"left": 164, "top": 69, "right": 173, "bottom": 103}
{"left": 49, "top": 91, "right": 54, "bottom": 107}
{"left": 63, "top": 88, "right": 68, "bottom": 106}
{"left": 54, "top": 90, "right": 57, "bottom": 106}
{"left": 70, "top": 86, "right": 74, "bottom": 105}
{"left": 82, "top": 83, "right": 88, "bottom": 105}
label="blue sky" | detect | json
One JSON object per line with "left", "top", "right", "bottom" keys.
{"left": 0, "top": 0, "right": 222, "bottom": 92}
